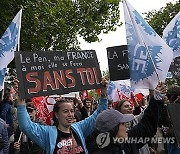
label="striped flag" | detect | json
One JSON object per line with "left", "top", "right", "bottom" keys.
{"left": 123, "top": 0, "right": 173, "bottom": 89}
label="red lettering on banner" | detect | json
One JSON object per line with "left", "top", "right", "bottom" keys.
{"left": 26, "top": 72, "right": 41, "bottom": 94}
{"left": 53, "top": 70, "right": 67, "bottom": 88}
{"left": 86, "top": 68, "right": 95, "bottom": 85}
{"left": 43, "top": 71, "right": 56, "bottom": 91}
{"left": 77, "top": 67, "right": 100, "bottom": 85}
{"left": 26, "top": 67, "right": 100, "bottom": 95}
{"left": 77, "top": 68, "right": 86, "bottom": 85}
{"left": 65, "top": 69, "right": 76, "bottom": 88}
{"left": 93, "top": 67, "right": 100, "bottom": 84}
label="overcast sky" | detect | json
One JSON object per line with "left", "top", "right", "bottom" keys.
{"left": 80, "top": 0, "right": 177, "bottom": 72}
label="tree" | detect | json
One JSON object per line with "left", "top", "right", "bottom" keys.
{"left": 102, "top": 69, "right": 110, "bottom": 80}
{"left": 144, "top": 0, "right": 179, "bottom": 36}
{"left": 145, "top": 1, "right": 180, "bottom": 86}
{"left": 0, "top": 0, "right": 123, "bottom": 88}
{"left": 0, "top": 0, "right": 122, "bottom": 52}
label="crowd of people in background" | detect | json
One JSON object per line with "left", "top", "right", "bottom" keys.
{"left": 0, "top": 78, "right": 180, "bottom": 154}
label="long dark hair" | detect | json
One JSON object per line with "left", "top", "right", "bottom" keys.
{"left": 53, "top": 99, "right": 73, "bottom": 127}
{"left": 115, "top": 99, "right": 129, "bottom": 112}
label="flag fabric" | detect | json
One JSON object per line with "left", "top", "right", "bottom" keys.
{"left": 0, "top": 68, "right": 6, "bottom": 91}
{"left": 32, "top": 96, "right": 56, "bottom": 125}
{"left": 0, "top": 9, "right": 22, "bottom": 70}
{"left": 81, "top": 90, "right": 89, "bottom": 100}
{"left": 123, "top": 0, "right": 173, "bottom": 89}
{"left": 163, "top": 12, "right": 180, "bottom": 59}
{"left": 107, "top": 79, "right": 149, "bottom": 103}
{"left": 95, "top": 88, "right": 101, "bottom": 96}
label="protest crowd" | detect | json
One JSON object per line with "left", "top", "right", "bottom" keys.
{"left": 0, "top": 0, "right": 180, "bottom": 154}
{"left": 0, "top": 77, "right": 180, "bottom": 154}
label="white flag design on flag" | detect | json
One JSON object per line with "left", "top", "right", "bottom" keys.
{"left": 163, "top": 12, "right": 180, "bottom": 59}
{"left": 108, "top": 79, "right": 149, "bottom": 102}
{"left": 123, "top": 0, "right": 173, "bottom": 89}
{"left": 0, "top": 9, "right": 22, "bottom": 70}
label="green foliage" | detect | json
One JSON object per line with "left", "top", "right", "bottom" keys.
{"left": 145, "top": 0, "right": 180, "bottom": 87}
{"left": 145, "top": 1, "right": 180, "bottom": 36}
{"left": 102, "top": 69, "right": 110, "bottom": 80}
{"left": 88, "top": 89, "right": 100, "bottom": 101}
{"left": 0, "top": 0, "right": 122, "bottom": 52}
{"left": 166, "top": 78, "right": 180, "bottom": 87}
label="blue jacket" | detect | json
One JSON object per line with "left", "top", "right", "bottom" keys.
{"left": 0, "top": 100, "right": 13, "bottom": 137}
{"left": 0, "top": 118, "right": 9, "bottom": 154}
{"left": 167, "top": 143, "right": 180, "bottom": 154}
{"left": 17, "top": 98, "right": 107, "bottom": 154}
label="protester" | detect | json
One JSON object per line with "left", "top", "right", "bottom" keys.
{"left": 94, "top": 82, "right": 166, "bottom": 154}
{"left": 16, "top": 78, "right": 108, "bottom": 154}
{"left": 0, "top": 88, "right": 14, "bottom": 138}
{"left": 115, "top": 93, "right": 141, "bottom": 115}
{"left": 73, "top": 97, "right": 88, "bottom": 121}
{"left": 108, "top": 100, "right": 113, "bottom": 109}
{"left": 83, "top": 98, "right": 93, "bottom": 116}
{"left": 115, "top": 93, "right": 151, "bottom": 154}
{"left": 160, "top": 85, "right": 180, "bottom": 154}
{"left": 0, "top": 118, "right": 9, "bottom": 154}
{"left": 12, "top": 100, "right": 44, "bottom": 154}
{"left": 115, "top": 99, "right": 133, "bottom": 114}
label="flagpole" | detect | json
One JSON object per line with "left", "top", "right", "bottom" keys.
{"left": 123, "top": 0, "right": 160, "bottom": 82}
{"left": 117, "top": 89, "right": 121, "bottom": 100}
{"left": 17, "top": 9, "right": 22, "bottom": 52}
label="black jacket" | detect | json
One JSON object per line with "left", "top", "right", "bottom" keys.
{"left": 93, "top": 97, "right": 164, "bottom": 154}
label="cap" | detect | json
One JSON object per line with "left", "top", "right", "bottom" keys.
{"left": 96, "top": 109, "right": 134, "bottom": 132}
{"left": 26, "top": 102, "right": 36, "bottom": 110}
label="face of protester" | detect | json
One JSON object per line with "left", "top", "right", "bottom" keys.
{"left": 85, "top": 101, "right": 92, "bottom": 108}
{"left": 108, "top": 103, "right": 113, "bottom": 109}
{"left": 27, "top": 108, "right": 36, "bottom": 121}
{"left": 120, "top": 101, "right": 133, "bottom": 114}
{"left": 116, "top": 123, "right": 128, "bottom": 138}
{"left": 55, "top": 102, "right": 75, "bottom": 128}
{"left": 139, "top": 96, "right": 148, "bottom": 106}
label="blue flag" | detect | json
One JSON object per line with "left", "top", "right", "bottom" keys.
{"left": 163, "top": 12, "right": 180, "bottom": 59}
{"left": 0, "top": 9, "right": 22, "bottom": 70}
{"left": 123, "top": 0, "right": 173, "bottom": 89}
{"left": 0, "top": 9, "right": 22, "bottom": 91}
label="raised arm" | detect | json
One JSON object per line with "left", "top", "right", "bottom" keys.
{"left": 15, "top": 80, "right": 52, "bottom": 150}
{"left": 128, "top": 82, "right": 167, "bottom": 148}
{"left": 72, "top": 78, "right": 108, "bottom": 137}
